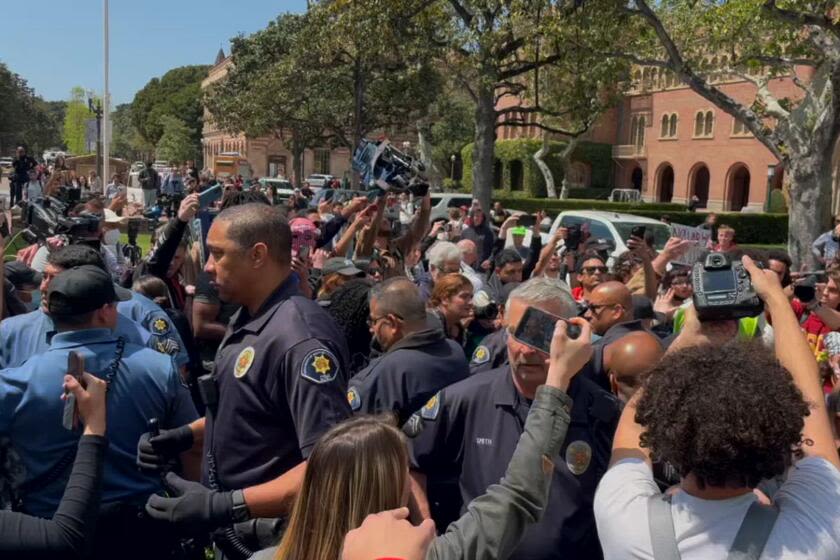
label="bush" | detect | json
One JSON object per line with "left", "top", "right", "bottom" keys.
{"left": 495, "top": 197, "right": 788, "bottom": 244}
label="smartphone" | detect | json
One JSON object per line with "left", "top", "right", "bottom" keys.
{"left": 512, "top": 306, "right": 580, "bottom": 354}
{"left": 198, "top": 184, "right": 223, "bottom": 210}
{"left": 298, "top": 245, "right": 310, "bottom": 260}
{"left": 62, "top": 351, "right": 84, "bottom": 431}
{"left": 517, "top": 214, "right": 536, "bottom": 228}
{"left": 631, "top": 225, "right": 646, "bottom": 239}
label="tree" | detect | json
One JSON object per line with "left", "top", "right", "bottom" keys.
{"left": 423, "top": 90, "right": 475, "bottom": 185}
{"left": 111, "top": 103, "right": 152, "bottom": 162}
{"left": 0, "top": 63, "right": 65, "bottom": 155}
{"left": 131, "top": 65, "right": 209, "bottom": 156}
{"left": 604, "top": 0, "right": 840, "bottom": 267}
{"left": 63, "top": 86, "right": 94, "bottom": 155}
{"left": 156, "top": 115, "right": 196, "bottom": 163}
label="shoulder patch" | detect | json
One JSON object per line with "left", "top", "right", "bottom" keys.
{"left": 402, "top": 413, "right": 424, "bottom": 438}
{"left": 420, "top": 391, "right": 442, "bottom": 420}
{"left": 154, "top": 337, "right": 181, "bottom": 357}
{"left": 347, "top": 386, "right": 361, "bottom": 411}
{"left": 301, "top": 349, "right": 339, "bottom": 384}
{"left": 150, "top": 317, "right": 171, "bottom": 336}
{"left": 471, "top": 345, "right": 490, "bottom": 365}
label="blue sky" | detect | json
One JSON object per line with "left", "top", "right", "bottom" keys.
{"left": 0, "top": 0, "right": 307, "bottom": 105}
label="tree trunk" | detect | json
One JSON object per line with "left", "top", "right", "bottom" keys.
{"left": 416, "top": 121, "right": 442, "bottom": 188}
{"left": 472, "top": 81, "right": 496, "bottom": 213}
{"left": 291, "top": 133, "right": 305, "bottom": 188}
{"left": 558, "top": 137, "right": 579, "bottom": 200}
{"left": 787, "top": 149, "right": 834, "bottom": 269}
{"left": 533, "top": 131, "right": 556, "bottom": 198}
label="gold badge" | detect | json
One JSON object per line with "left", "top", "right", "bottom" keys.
{"left": 234, "top": 347, "right": 255, "bottom": 379}
{"left": 565, "top": 440, "right": 592, "bottom": 476}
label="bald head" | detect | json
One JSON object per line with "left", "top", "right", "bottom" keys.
{"left": 369, "top": 277, "right": 427, "bottom": 325}
{"left": 457, "top": 239, "right": 478, "bottom": 266}
{"left": 605, "top": 331, "right": 664, "bottom": 402}
{"left": 585, "top": 281, "right": 634, "bottom": 335}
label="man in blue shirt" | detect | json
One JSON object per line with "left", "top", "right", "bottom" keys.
{"left": 0, "top": 265, "right": 199, "bottom": 558}
{"left": 0, "top": 244, "right": 188, "bottom": 369}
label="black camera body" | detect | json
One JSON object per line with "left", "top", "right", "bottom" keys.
{"left": 692, "top": 252, "right": 762, "bottom": 321}
{"left": 25, "top": 198, "right": 101, "bottom": 244}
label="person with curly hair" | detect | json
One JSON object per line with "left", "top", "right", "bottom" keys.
{"left": 594, "top": 256, "right": 840, "bottom": 559}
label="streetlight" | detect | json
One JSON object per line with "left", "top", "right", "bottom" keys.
{"left": 764, "top": 164, "right": 777, "bottom": 212}
{"left": 88, "top": 95, "right": 103, "bottom": 182}
{"left": 450, "top": 154, "right": 456, "bottom": 180}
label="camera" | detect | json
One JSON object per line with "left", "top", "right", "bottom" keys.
{"left": 24, "top": 197, "right": 101, "bottom": 245}
{"left": 352, "top": 139, "right": 429, "bottom": 197}
{"left": 565, "top": 224, "right": 582, "bottom": 251}
{"left": 692, "top": 252, "right": 762, "bottom": 321}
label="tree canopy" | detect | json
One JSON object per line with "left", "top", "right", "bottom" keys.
{"left": 63, "top": 86, "right": 95, "bottom": 155}
{"left": 0, "top": 63, "right": 64, "bottom": 156}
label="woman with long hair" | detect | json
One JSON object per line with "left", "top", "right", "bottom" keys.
{"left": 428, "top": 273, "right": 473, "bottom": 347}
{"left": 250, "top": 319, "right": 593, "bottom": 560}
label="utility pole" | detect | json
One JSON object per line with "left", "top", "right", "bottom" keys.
{"left": 88, "top": 97, "right": 103, "bottom": 182}
{"left": 103, "top": 0, "right": 110, "bottom": 185}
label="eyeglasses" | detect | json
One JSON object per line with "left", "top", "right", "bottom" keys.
{"left": 582, "top": 266, "right": 608, "bottom": 275}
{"left": 367, "top": 313, "right": 403, "bottom": 327}
{"left": 587, "top": 302, "right": 618, "bottom": 313}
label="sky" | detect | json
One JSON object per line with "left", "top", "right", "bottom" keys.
{"left": 0, "top": 0, "right": 307, "bottom": 105}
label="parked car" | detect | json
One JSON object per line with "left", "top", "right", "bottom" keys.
{"left": 304, "top": 174, "right": 335, "bottom": 189}
{"left": 0, "top": 157, "right": 13, "bottom": 172}
{"left": 429, "top": 193, "right": 474, "bottom": 223}
{"left": 546, "top": 210, "right": 672, "bottom": 258}
{"left": 257, "top": 177, "right": 295, "bottom": 204}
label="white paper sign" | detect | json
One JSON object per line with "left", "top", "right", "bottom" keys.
{"left": 126, "top": 187, "right": 145, "bottom": 205}
{"left": 670, "top": 223, "right": 711, "bottom": 265}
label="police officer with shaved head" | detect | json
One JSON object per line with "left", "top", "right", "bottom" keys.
{"left": 137, "top": 203, "right": 351, "bottom": 558}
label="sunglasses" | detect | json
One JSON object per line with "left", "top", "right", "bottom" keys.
{"left": 582, "top": 266, "right": 608, "bottom": 274}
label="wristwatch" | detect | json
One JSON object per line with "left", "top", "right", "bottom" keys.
{"left": 230, "top": 489, "right": 251, "bottom": 523}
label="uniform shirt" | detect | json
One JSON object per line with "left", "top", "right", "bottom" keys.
{"left": 347, "top": 327, "right": 469, "bottom": 426}
{"left": 0, "top": 328, "right": 197, "bottom": 517}
{"left": 410, "top": 366, "right": 620, "bottom": 560}
{"left": 204, "top": 275, "right": 351, "bottom": 491}
{"left": 0, "top": 308, "right": 151, "bottom": 369}
{"left": 468, "top": 328, "right": 508, "bottom": 375}
{"left": 117, "top": 292, "right": 189, "bottom": 368}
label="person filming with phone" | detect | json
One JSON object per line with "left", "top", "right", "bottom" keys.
{"left": 409, "top": 276, "right": 620, "bottom": 560}
{"left": 0, "top": 265, "right": 199, "bottom": 559}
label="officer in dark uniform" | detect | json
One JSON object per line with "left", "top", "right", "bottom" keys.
{"left": 138, "top": 203, "right": 351, "bottom": 557}
{"left": 347, "top": 277, "right": 468, "bottom": 425}
{"left": 468, "top": 327, "right": 508, "bottom": 375}
{"left": 409, "top": 278, "right": 620, "bottom": 560}
{"left": 581, "top": 281, "right": 659, "bottom": 391}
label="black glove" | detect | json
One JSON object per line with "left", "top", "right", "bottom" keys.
{"left": 145, "top": 472, "right": 234, "bottom": 532}
{"left": 137, "top": 424, "right": 194, "bottom": 472}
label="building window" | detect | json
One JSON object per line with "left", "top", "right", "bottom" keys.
{"left": 660, "top": 113, "right": 678, "bottom": 139}
{"left": 631, "top": 114, "right": 646, "bottom": 146}
{"left": 694, "top": 110, "right": 714, "bottom": 138}
{"left": 314, "top": 149, "right": 330, "bottom": 174}
{"left": 732, "top": 118, "right": 751, "bottom": 137}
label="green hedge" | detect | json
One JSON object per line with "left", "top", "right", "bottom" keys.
{"left": 496, "top": 197, "right": 788, "bottom": 244}
{"left": 460, "top": 139, "right": 613, "bottom": 197}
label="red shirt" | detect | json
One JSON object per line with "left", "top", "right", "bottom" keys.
{"left": 572, "top": 286, "right": 585, "bottom": 302}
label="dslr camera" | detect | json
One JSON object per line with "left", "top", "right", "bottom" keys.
{"left": 24, "top": 197, "right": 101, "bottom": 245}
{"left": 692, "top": 252, "right": 763, "bottom": 321}
{"left": 352, "top": 139, "right": 429, "bottom": 197}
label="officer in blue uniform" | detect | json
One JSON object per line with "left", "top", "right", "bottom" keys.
{"left": 347, "top": 277, "right": 469, "bottom": 425}
{"left": 0, "top": 265, "right": 198, "bottom": 559}
{"left": 409, "top": 278, "right": 620, "bottom": 560}
{"left": 468, "top": 327, "right": 508, "bottom": 375}
{"left": 0, "top": 244, "right": 184, "bottom": 369}
{"left": 137, "top": 204, "right": 351, "bottom": 556}
{"left": 118, "top": 290, "right": 189, "bottom": 368}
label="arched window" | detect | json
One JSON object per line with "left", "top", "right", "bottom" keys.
{"left": 694, "top": 112, "right": 705, "bottom": 136}
{"left": 704, "top": 111, "right": 714, "bottom": 136}
{"left": 636, "top": 115, "right": 646, "bottom": 146}
{"left": 669, "top": 114, "right": 678, "bottom": 137}
{"left": 661, "top": 114, "right": 669, "bottom": 137}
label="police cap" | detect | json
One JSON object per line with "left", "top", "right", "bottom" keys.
{"left": 48, "top": 265, "right": 132, "bottom": 316}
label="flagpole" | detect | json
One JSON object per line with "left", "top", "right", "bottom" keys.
{"left": 103, "top": 0, "right": 110, "bottom": 186}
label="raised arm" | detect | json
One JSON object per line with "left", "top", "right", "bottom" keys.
{"left": 743, "top": 256, "right": 840, "bottom": 470}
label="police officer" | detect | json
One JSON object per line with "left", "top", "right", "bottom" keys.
{"left": 410, "top": 277, "right": 620, "bottom": 560}
{"left": 137, "top": 203, "right": 351, "bottom": 556}
{"left": 0, "top": 245, "right": 169, "bottom": 369}
{"left": 0, "top": 265, "right": 199, "bottom": 560}
{"left": 581, "top": 281, "right": 659, "bottom": 391}
{"left": 348, "top": 277, "right": 468, "bottom": 425}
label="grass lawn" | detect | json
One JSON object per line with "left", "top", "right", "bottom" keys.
{"left": 120, "top": 232, "right": 153, "bottom": 256}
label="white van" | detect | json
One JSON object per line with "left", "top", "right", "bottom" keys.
{"left": 546, "top": 210, "right": 672, "bottom": 257}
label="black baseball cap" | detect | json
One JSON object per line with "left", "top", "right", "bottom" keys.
{"left": 632, "top": 295, "right": 666, "bottom": 324}
{"left": 48, "top": 265, "right": 132, "bottom": 316}
{"left": 322, "top": 257, "right": 365, "bottom": 277}
{"left": 4, "top": 261, "right": 42, "bottom": 288}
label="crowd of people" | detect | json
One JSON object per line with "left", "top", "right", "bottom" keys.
{"left": 0, "top": 145, "right": 839, "bottom": 560}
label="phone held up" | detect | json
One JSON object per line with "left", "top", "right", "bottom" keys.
{"left": 512, "top": 306, "right": 580, "bottom": 355}
{"left": 62, "top": 351, "right": 85, "bottom": 431}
